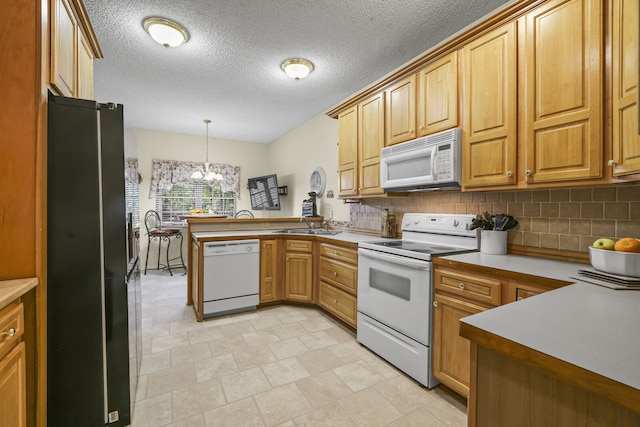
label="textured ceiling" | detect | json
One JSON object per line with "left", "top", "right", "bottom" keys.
{"left": 84, "top": 0, "right": 512, "bottom": 143}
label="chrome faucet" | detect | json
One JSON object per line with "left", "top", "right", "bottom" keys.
{"left": 322, "top": 220, "right": 329, "bottom": 232}
{"left": 300, "top": 217, "right": 315, "bottom": 229}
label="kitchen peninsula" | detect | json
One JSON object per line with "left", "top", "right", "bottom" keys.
{"left": 443, "top": 253, "right": 640, "bottom": 426}
{"left": 183, "top": 216, "right": 377, "bottom": 323}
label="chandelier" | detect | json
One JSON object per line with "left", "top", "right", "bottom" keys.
{"left": 192, "top": 119, "right": 223, "bottom": 181}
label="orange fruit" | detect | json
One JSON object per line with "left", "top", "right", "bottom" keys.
{"left": 614, "top": 238, "right": 640, "bottom": 253}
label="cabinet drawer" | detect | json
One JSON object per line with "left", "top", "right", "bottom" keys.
{"left": 0, "top": 302, "right": 24, "bottom": 360}
{"left": 319, "top": 258, "right": 357, "bottom": 294}
{"left": 435, "top": 268, "right": 501, "bottom": 306}
{"left": 515, "top": 287, "right": 540, "bottom": 301}
{"left": 285, "top": 240, "right": 312, "bottom": 252}
{"left": 319, "top": 282, "right": 357, "bottom": 328}
{"left": 319, "top": 243, "right": 357, "bottom": 264}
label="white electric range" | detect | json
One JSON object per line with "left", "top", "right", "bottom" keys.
{"left": 357, "top": 213, "right": 478, "bottom": 388}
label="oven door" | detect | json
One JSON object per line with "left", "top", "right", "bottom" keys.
{"left": 357, "top": 247, "right": 432, "bottom": 344}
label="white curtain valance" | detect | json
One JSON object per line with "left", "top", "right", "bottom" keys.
{"left": 149, "top": 159, "right": 240, "bottom": 199}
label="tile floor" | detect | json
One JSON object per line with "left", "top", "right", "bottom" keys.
{"left": 132, "top": 272, "right": 468, "bottom": 426}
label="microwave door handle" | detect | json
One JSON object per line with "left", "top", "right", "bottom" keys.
{"left": 358, "top": 248, "right": 430, "bottom": 271}
{"left": 430, "top": 145, "right": 438, "bottom": 179}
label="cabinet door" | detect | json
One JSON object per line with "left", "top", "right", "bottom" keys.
{"left": 77, "top": 29, "right": 94, "bottom": 100}
{"left": 385, "top": 75, "right": 416, "bottom": 145}
{"left": 521, "top": 0, "right": 603, "bottom": 183}
{"left": 285, "top": 252, "right": 313, "bottom": 302}
{"left": 358, "top": 93, "right": 385, "bottom": 195}
{"left": 260, "top": 239, "right": 278, "bottom": 303}
{"left": 338, "top": 106, "right": 358, "bottom": 197}
{"left": 51, "top": 0, "right": 77, "bottom": 97}
{"left": 417, "top": 51, "right": 458, "bottom": 136}
{"left": 0, "top": 342, "right": 26, "bottom": 427}
{"left": 612, "top": 0, "right": 640, "bottom": 176}
{"left": 462, "top": 22, "right": 517, "bottom": 188}
{"left": 432, "top": 293, "right": 486, "bottom": 397}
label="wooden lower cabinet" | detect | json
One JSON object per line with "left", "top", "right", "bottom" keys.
{"left": 433, "top": 262, "right": 571, "bottom": 398}
{"left": 432, "top": 292, "right": 487, "bottom": 397}
{"left": 432, "top": 265, "right": 500, "bottom": 396}
{"left": 319, "top": 283, "right": 357, "bottom": 328}
{"left": 284, "top": 240, "right": 313, "bottom": 302}
{"left": 0, "top": 301, "right": 26, "bottom": 427}
{"left": 317, "top": 243, "right": 358, "bottom": 327}
{"left": 260, "top": 239, "right": 279, "bottom": 303}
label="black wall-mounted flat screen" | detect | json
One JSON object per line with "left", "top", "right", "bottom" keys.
{"left": 248, "top": 174, "right": 281, "bottom": 210}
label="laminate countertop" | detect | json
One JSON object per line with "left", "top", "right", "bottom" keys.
{"left": 0, "top": 277, "right": 38, "bottom": 310}
{"left": 444, "top": 253, "right": 640, "bottom": 407}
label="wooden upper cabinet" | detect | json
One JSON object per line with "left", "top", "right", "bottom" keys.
{"left": 51, "top": 0, "right": 77, "bottom": 97}
{"left": 520, "top": 0, "right": 603, "bottom": 184}
{"left": 417, "top": 51, "right": 458, "bottom": 137}
{"left": 358, "top": 93, "right": 385, "bottom": 196}
{"left": 77, "top": 29, "right": 94, "bottom": 100}
{"left": 611, "top": 0, "right": 640, "bottom": 177}
{"left": 462, "top": 22, "right": 518, "bottom": 189}
{"left": 50, "top": 0, "right": 101, "bottom": 99}
{"left": 385, "top": 75, "right": 416, "bottom": 145}
{"left": 338, "top": 106, "right": 358, "bottom": 197}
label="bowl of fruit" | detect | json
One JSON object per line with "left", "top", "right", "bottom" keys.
{"left": 589, "top": 237, "right": 640, "bottom": 277}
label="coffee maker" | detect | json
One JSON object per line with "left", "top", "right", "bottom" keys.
{"left": 302, "top": 192, "right": 317, "bottom": 217}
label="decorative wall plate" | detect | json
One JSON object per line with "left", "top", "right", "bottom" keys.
{"left": 310, "top": 167, "right": 326, "bottom": 198}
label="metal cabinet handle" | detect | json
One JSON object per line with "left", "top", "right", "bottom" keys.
{"left": 506, "top": 170, "right": 513, "bottom": 177}
{"left": 525, "top": 169, "right": 532, "bottom": 176}
{"left": 333, "top": 271, "right": 338, "bottom": 276}
{"left": 433, "top": 301, "right": 438, "bottom": 307}
{"left": 1, "top": 327, "right": 16, "bottom": 337}
{"left": 608, "top": 160, "right": 616, "bottom": 167}
{"left": 459, "top": 282, "right": 465, "bottom": 289}
{"left": 517, "top": 296, "right": 524, "bottom": 301}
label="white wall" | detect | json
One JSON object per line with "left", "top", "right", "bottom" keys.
{"left": 131, "top": 128, "right": 271, "bottom": 220}
{"left": 128, "top": 112, "right": 350, "bottom": 224}
{"left": 268, "top": 113, "right": 350, "bottom": 222}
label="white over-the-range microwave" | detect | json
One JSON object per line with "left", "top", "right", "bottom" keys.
{"left": 380, "top": 128, "right": 462, "bottom": 192}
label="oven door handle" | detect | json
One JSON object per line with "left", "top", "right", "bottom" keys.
{"left": 358, "top": 248, "right": 430, "bottom": 271}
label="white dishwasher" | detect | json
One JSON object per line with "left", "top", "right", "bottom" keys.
{"left": 202, "top": 239, "right": 260, "bottom": 317}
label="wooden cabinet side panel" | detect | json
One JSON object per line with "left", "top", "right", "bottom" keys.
{"left": 474, "top": 346, "right": 640, "bottom": 426}
{"left": 612, "top": 0, "right": 640, "bottom": 176}
{"left": 77, "top": 29, "right": 94, "bottom": 100}
{"left": 523, "top": 0, "right": 603, "bottom": 183}
{"left": 462, "top": 22, "right": 518, "bottom": 189}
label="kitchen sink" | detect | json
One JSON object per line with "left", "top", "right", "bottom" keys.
{"left": 271, "top": 229, "right": 342, "bottom": 236}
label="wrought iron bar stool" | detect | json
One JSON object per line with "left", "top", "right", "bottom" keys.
{"left": 143, "top": 210, "right": 186, "bottom": 275}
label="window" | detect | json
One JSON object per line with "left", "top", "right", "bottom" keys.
{"left": 155, "top": 181, "right": 236, "bottom": 223}
{"left": 125, "top": 180, "right": 140, "bottom": 227}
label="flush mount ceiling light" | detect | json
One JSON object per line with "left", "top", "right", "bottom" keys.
{"left": 143, "top": 17, "right": 189, "bottom": 48}
{"left": 192, "top": 119, "right": 223, "bottom": 182}
{"left": 281, "top": 58, "right": 314, "bottom": 80}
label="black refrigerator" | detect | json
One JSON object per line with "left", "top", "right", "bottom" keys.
{"left": 47, "top": 92, "right": 133, "bottom": 426}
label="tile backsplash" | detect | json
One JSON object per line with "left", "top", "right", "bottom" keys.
{"left": 348, "top": 183, "right": 640, "bottom": 253}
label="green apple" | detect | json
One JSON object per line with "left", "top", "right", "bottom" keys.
{"left": 592, "top": 238, "right": 615, "bottom": 250}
